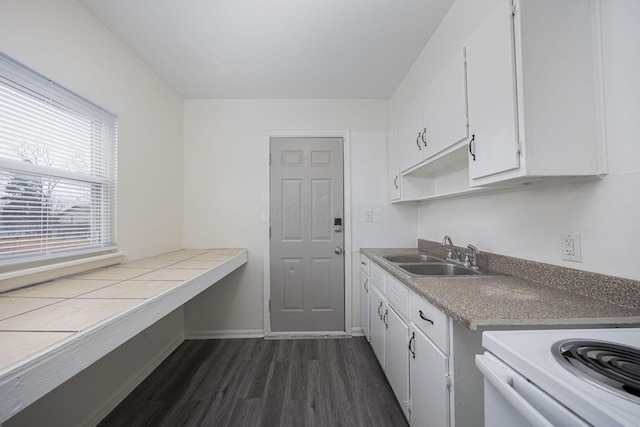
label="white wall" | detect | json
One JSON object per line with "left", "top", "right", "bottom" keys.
{"left": 0, "top": 1, "right": 185, "bottom": 425}
{"left": 390, "top": 0, "right": 498, "bottom": 122}
{"left": 182, "top": 100, "right": 418, "bottom": 335}
{"left": 349, "top": 132, "right": 419, "bottom": 331}
{"left": 349, "top": 133, "right": 418, "bottom": 251}
{"left": 0, "top": 0, "right": 184, "bottom": 262}
{"left": 391, "top": 0, "right": 640, "bottom": 281}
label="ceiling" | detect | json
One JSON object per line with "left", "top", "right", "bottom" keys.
{"left": 79, "top": 0, "right": 454, "bottom": 99}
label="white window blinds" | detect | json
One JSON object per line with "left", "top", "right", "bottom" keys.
{"left": 0, "top": 52, "right": 117, "bottom": 266}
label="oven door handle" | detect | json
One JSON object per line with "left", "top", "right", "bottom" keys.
{"left": 476, "top": 354, "right": 554, "bottom": 427}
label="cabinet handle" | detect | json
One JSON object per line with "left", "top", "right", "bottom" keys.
{"left": 419, "top": 310, "right": 434, "bottom": 325}
{"left": 416, "top": 132, "right": 422, "bottom": 150}
{"left": 394, "top": 175, "right": 399, "bottom": 190}
{"left": 421, "top": 128, "right": 427, "bottom": 147}
{"left": 378, "top": 301, "right": 383, "bottom": 320}
{"left": 364, "top": 278, "right": 368, "bottom": 292}
{"left": 468, "top": 134, "right": 476, "bottom": 161}
{"left": 408, "top": 332, "right": 416, "bottom": 359}
{"left": 383, "top": 309, "right": 389, "bottom": 329}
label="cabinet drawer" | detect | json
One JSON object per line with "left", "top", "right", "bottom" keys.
{"left": 409, "top": 291, "right": 449, "bottom": 354}
{"left": 370, "top": 263, "right": 385, "bottom": 293}
{"left": 385, "top": 275, "right": 409, "bottom": 318}
{"left": 360, "top": 255, "right": 370, "bottom": 276}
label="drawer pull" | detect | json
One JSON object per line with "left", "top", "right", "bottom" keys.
{"left": 383, "top": 309, "right": 389, "bottom": 329}
{"left": 469, "top": 134, "right": 476, "bottom": 161}
{"left": 408, "top": 332, "right": 416, "bottom": 359}
{"left": 378, "top": 301, "right": 383, "bottom": 320}
{"left": 419, "top": 310, "right": 434, "bottom": 325}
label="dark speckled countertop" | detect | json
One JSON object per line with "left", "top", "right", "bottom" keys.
{"left": 361, "top": 247, "right": 640, "bottom": 330}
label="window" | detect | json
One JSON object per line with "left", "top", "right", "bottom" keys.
{"left": 0, "top": 52, "right": 117, "bottom": 267}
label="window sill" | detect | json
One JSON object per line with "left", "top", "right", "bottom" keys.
{"left": 0, "top": 252, "right": 125, "bottom": 293}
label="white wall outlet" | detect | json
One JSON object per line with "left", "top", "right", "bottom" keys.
{"left": 561, "top": 232, "right": 582, "bottom": 262}
{"left": 364, "top": 209, "right": 373, "bottom": 222}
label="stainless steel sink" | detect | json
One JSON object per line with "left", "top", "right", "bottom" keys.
{"left": 379, "top": 251, "right": 502, "bottom": 277}
{"left": 398, "top": 262, "right": 481, "bottom": 277}
{"left": 383, "top": 254, "right": 444, "bottom": 263}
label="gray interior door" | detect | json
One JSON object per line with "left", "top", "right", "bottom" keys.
{"left": 269, "top": 137, "right": 345, "bottom": 332}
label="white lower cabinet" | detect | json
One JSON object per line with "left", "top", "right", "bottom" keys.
{"left": 369, "top": 283, "right": 386, "bottom": 368}
{"left": 366, "top": 265, "right": 452, "bottom": 425}
{"left": 360, "top": 256, "right": 371, "bottom": 340}
{"left": 385, "top": 304, "right": 410, "bottom": 420}
{"left": 409, "top": 326, "right": 450, "bottom": 426}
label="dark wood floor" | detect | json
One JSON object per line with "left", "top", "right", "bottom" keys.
{"left": 98, "top": 336, "right": 409, "bottom": 427}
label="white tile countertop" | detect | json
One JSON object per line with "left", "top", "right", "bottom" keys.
{"left": 0, "top": 248, "right": 247, "bottom": 424}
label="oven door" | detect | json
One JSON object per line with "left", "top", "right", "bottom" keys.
{"left": 476, "top": 353, "right": 589, "bottom": 427}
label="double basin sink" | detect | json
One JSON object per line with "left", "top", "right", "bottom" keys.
{"left": 380, "top": 253, "right": 499, "bottom": 277}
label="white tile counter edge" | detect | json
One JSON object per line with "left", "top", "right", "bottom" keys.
{"left": 0, "top": 250, "right": 248, "bottom": 424}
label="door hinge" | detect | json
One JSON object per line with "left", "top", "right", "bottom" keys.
{"left": 463, "top": 48, "right": 470, "bottom": 129}
{"left": 446, "top": 372, "right": 452, "bottom": 389}
{"left": 516, "top": 140, "right": 523, "bottom": 156}
{"left": 269, "top": 153, "right": 271, "bottom": 165}
{"left": 269, "top": 226, "right": 271, "bottom": 238}
{"left": 511, "top": 0, "right": 517, "bottom": 16}
{"left": 269, "top": 299, "right": 271, "bottom": 312}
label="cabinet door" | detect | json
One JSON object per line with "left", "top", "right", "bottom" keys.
{"left": 410, "top": 327, "right": 450, "bottom": 427}
{"left": 398, "top": 96, "right": 424, "bottom": 172}
{"left": 422, "top": 50, "right": 469, "bottom": 160}
{"left": 465, "top": 0, "right": 520, "bottom": 181}
{"left": 385, "top": 305, "right": 410, "bottom": 421}
{"left": 360, "top": 272, "right": 370, "bottom": 341}
{"left": 369, "top": 285, "right": 385, "bottom": 368}
{"left": 387, "top": 123, "right": 401, "bottom": 201}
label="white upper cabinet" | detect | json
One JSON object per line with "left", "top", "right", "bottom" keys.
{"left": 466, "top": 0, "right": 606, "bottom": 186}
{"left": 397, "top": 50, "right": 469, "bottom": 175}
{"left": 398, "top": 96, "right": 424, "bottom": 173}
{"left": 465, "top": 0, "right": 520, "bottom": 181}
{"left": 387, "top": 123, "right": 401, "bottom": 201}
{"left": 422, "top": 50, "right": 469, "bottom": 161}
{"left": 389, "top": 0, "right": 605, "bottom": 202}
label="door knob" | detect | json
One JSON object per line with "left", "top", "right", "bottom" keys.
{"left": 334, "top": 246, "right": 343, "bottom": 254}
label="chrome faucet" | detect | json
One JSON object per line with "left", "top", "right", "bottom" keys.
{"left": 442, "top": 235, "right": 461, "bottom": 262}
{"left": 465, "top": 244, "right": 479, "bottom": 270}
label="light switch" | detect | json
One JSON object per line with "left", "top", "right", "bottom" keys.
{"left": 364, "top": 209, "right": 373, "bottom": 222}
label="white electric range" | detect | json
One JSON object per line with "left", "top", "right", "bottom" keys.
{"left": 476, "top": 328, "right": 640, "bottom": 427}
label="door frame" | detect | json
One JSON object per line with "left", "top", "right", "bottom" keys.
{"left": 263, "top": 130, "right": 352, "bottom": 337}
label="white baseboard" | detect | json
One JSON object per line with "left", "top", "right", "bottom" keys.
{"left": 182, "top": 328, "right": 360, "bottom": 340}
{"left": 81, "top": 335, "right": 183, "bottom": 427}
{"left": 350, "top": 327, "right": 365, "bottom": 337}
{"left": 185, "top": 329, "right": 265, "bottom": 339}
{"left": 267, "top": 331, "right": 350, "bottom": 338}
